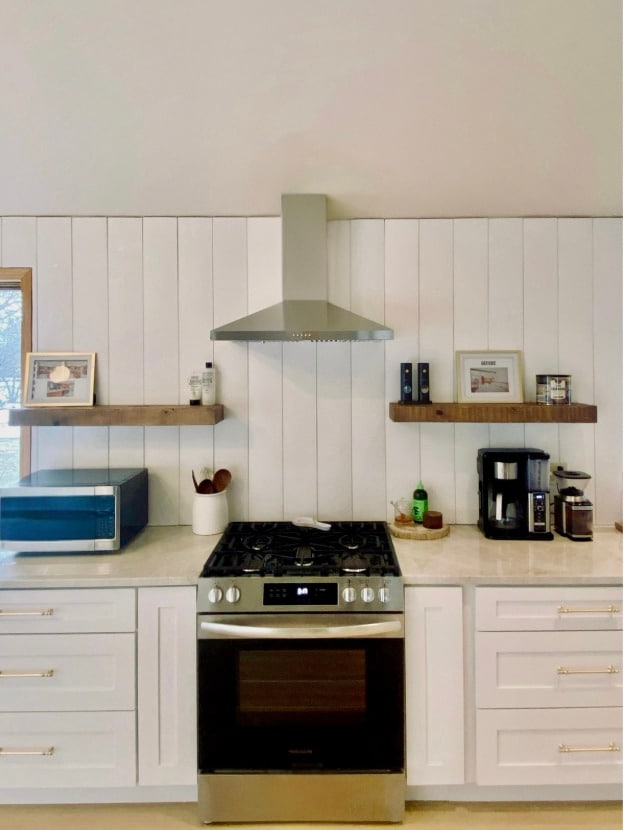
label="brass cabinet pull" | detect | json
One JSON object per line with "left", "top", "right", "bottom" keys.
{"left": 0, "top": 669, "right": 54, "bottom": 678}
{"left": 559, "top": 742, "right": 620, "bottom": 754}
{"left": 556, "top": 665, "right": 619, "bottom": 675}
{"left": 557, "top": 605, "right": 620, "bottom": 615}
{"left": 0, "top": 746, "right": 55, "bottom": 756}
{"left": 0, "top": 608, "right": 54, "bottom": 617}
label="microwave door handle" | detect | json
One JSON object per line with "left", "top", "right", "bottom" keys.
{"left": 199, "top": 619, "right": 402, "bottom": 639}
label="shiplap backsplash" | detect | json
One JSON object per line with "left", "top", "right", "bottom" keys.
{"left": 1, "top": 216, "right": 621, "bottom": 527}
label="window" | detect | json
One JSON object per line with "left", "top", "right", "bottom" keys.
{"left": 0, "top": 267, "right": 32, "bottom": 483}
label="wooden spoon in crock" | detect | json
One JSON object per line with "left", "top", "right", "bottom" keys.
{"left": 213, "top": 468, "right": 232, "bottom": 492}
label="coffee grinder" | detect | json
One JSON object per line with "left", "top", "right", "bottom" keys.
{"left": 553, "top": 468, "right": 593, "bottom": 541}
{"left": 477, "top": 448, "right": 553, "bottom": 540}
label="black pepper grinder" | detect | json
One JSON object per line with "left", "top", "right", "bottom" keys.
{"left": 417, "top": 363, "right": 431, "bottom": 404}
{"left": 400, "top": 363, "right": 413, "bottom": 403}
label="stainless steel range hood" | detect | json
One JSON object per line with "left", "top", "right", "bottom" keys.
{"left": 210, "top": 195, "right": 393, "bottom": 342}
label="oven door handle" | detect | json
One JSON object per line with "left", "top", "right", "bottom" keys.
{"left": 199, "top": 619, "right": 402, "bottom": 639}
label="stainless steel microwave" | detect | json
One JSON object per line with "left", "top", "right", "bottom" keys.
{"left": 0, "top": 468, "right": 148, "bottom": 553}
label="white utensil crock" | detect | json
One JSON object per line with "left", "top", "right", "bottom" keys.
{"left": 192, "top": 490, "right": 228, "bottom": 535}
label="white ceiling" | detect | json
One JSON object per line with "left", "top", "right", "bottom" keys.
{"left": 0, "top": 0, "right": 621, "bottom": 218}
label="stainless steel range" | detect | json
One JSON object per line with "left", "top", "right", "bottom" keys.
{"left": 196, "top": 520, "right": 405, "bottom": 824}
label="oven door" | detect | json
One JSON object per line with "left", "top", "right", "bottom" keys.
{"left": 197, "top": 613, "right": 404, "bottom": 774}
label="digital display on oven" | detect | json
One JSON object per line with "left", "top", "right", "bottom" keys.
{"left": 263, "top": 583, "right": 338, "bottom": 606}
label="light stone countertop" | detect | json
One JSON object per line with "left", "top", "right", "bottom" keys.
{"left": 394, "top": 524, "right": 622, "bottom": 586}
{"left": 0, "top": 526, "right": 219, "bottom": 589}
{"left": 0, "top": 524, "right": 620, "bottom": 589}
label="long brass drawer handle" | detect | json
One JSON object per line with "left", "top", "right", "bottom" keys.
{"left": 557, "top": 605, "right": 620, "bottom": 615}
{"left": 0, "top": 670, "right": 54, "bottom": 678}
{"left": 0, "top": 746, "right": 55, "bottom": 756}
{"left": 0, "top": 609, "right": 54, "bottom": 617}
{"left": 557, "top": 665, "right": 619, "bottom": 675}
{"left": 559, "top": 742, "right": 620, "bottom": 754}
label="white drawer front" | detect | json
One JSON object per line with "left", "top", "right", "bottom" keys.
{"left": 0, "top": 588, "right": 135, "bottom": 633}
{"left": 0, "top": 633, "right": 135, "bottom": 711}
{"left": 476, "top": 630, "right": 622, "bottom": 708}
{"left": 0, "top": 711, "right": 136, "bottom": 787}
{"left": 477, "top": 707, "right": 622, "bottom": 786}
{"left": 476, "top": 587, "right": 622, "bottom": 631}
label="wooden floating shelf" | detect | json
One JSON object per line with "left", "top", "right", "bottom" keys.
{"left": 389, "top": 402, "right": 597, "bottom": 424}
{"left": 8, "top": 404, "right": 225, "bottom": 427}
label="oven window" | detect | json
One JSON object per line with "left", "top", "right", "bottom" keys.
{"left": 238, "top": 649, "right": 365, "bottom": 726}
{"left": 198, "top": 636, "right": 405, "bottom": 773}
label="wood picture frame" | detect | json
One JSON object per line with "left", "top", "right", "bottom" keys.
{"left": 23, "top": 352, "right": 96, "bottom": 407}
{"left": 455, "top": 350, "right": 523, "bottom": 403}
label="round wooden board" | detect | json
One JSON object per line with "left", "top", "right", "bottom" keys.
{"left": 389, "top": 521, "right": 450, "bottom": 540}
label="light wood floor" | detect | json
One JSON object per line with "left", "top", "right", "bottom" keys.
{"left": 0, "top": 801, "right": 621, "bottom": 829}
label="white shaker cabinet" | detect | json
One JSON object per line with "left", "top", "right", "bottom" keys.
{"left": 0, "top": 588, "right": 136, "bottom": 789}
{"left": 0, "top": 584, "right": 198, "bottom": 802}
{"left": 137, "top": 586, "right": 197, "bottom": 786}
{"left": 404, "top": 586, "right": 465, "bottom": 785}
{"left": 475, "top": 586, "right": 623, "bottom": 787}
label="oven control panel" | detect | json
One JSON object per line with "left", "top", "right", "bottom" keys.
{"left": 264, "top": 583, "right": 338, "bottom": 605}
{"left": 198, "top": 576, "right": 404, "bottom": 614}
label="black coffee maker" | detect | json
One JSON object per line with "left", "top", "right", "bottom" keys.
{"left": 477, "top": 448, "right": 553, "bottom": 540}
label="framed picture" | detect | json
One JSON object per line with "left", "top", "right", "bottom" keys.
{"left": 23, "top": 352, "right": 96, "bottom": 407}
{"left": 455, "top": 350, "right": 523, "bottom": 403}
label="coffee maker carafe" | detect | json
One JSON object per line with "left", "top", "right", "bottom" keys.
{"left": 477, "top": 448, "right": 553, "bottom": 540}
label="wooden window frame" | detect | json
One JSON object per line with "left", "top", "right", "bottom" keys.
{"left": 0, "top": 267, "right": 32, "bottom": 476}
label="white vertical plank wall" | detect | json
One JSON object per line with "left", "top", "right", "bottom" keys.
{"left": 453, "top": 220, "right": 490, "bottom": 523}
{"left": 283, "top": 341, "right": 317, "bottom": 519}
{"left": 523, "top": 219, "right": 560, "bottom": 460}
{"left": 178, "top": 218, "right": 214, "bottom": 525}
{"left": 107, "top": 218, "right": 145, "bottom": 491}
{"left": 487, "top": 219, "right": 525, "bottom": 450}
{"left": 212, "top": 218, "right": 249, "bottom": 522}
{"left": 593, "top": 219, "right": 623, "bottom": 525}
{"left": 322, "top": 220, "right": 353, "bottom": 520}
{"left": 419, "top": 220, "right": 455, "bottom": 522}
{"left": 143, "top": 218, "right": 180, "bottom": 525}
{"left": 351, "top": 220, "right": 387, "bottom": 520}
{"left": 317, "top": 342, "right": 352, "bottom": 520}
{"left": 2, "top": 215, "right": 621, "bottom": 527}
{"left": 247, "top": 218, "right": 283, "bottom": 521}
{"left": 385, "top": 220, "right": 420, "bottom": 514}
{"left": 72, "top": 217, "right": 109, "bottom": 468}
{"left": 35, "top": 218, "right": 73, "bottom": 471}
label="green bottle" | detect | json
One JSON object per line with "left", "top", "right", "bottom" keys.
{"left": 412, "top": 481, "right": 428, "bottom": 524}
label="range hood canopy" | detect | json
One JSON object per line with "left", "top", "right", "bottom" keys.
{"left": 210, "top": 194, "right": 393, "bottom": 342}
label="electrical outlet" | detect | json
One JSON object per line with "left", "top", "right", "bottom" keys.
{"left": 550, "top": 461, "right": 567, "bottom": 474}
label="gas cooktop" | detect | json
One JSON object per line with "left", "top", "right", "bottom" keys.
{"left": 200, "top": 520, "right": 400, "bottom": 579}
{"left": 197, "top": 521, "right": 403, "bottom": 613}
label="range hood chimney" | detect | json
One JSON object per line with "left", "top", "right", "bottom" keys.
{"left": 210, "top": 194, "right": 393, "bottom": 342}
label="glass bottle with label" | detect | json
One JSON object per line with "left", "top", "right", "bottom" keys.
{"left": 412, "top": 481, "right": 428, "bottom": 524}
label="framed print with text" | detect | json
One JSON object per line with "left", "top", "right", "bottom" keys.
{"left": 455, "top": 350, "right": 523, "bottom": 403}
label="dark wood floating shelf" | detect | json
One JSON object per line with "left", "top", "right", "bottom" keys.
{"left": 389, "top": 402, "right": 597, "bottom": 424}
{"left": 8, "top": 404, "right": 225, "bottom": 427}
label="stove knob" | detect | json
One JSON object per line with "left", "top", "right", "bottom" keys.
{"left": 378, "top": 586, "right": 390, "bottom": 603}
{"left": 208, "top": 586, "right": 223, "bottom": 604}
{"left": 361, "top": 586, "right": 375, "bottom": 603}
{"left": 342, "top": 586, "right": 357, "bottom": 604}
{"left": 225, "top": 585, "right": 241, "bottom": 604}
